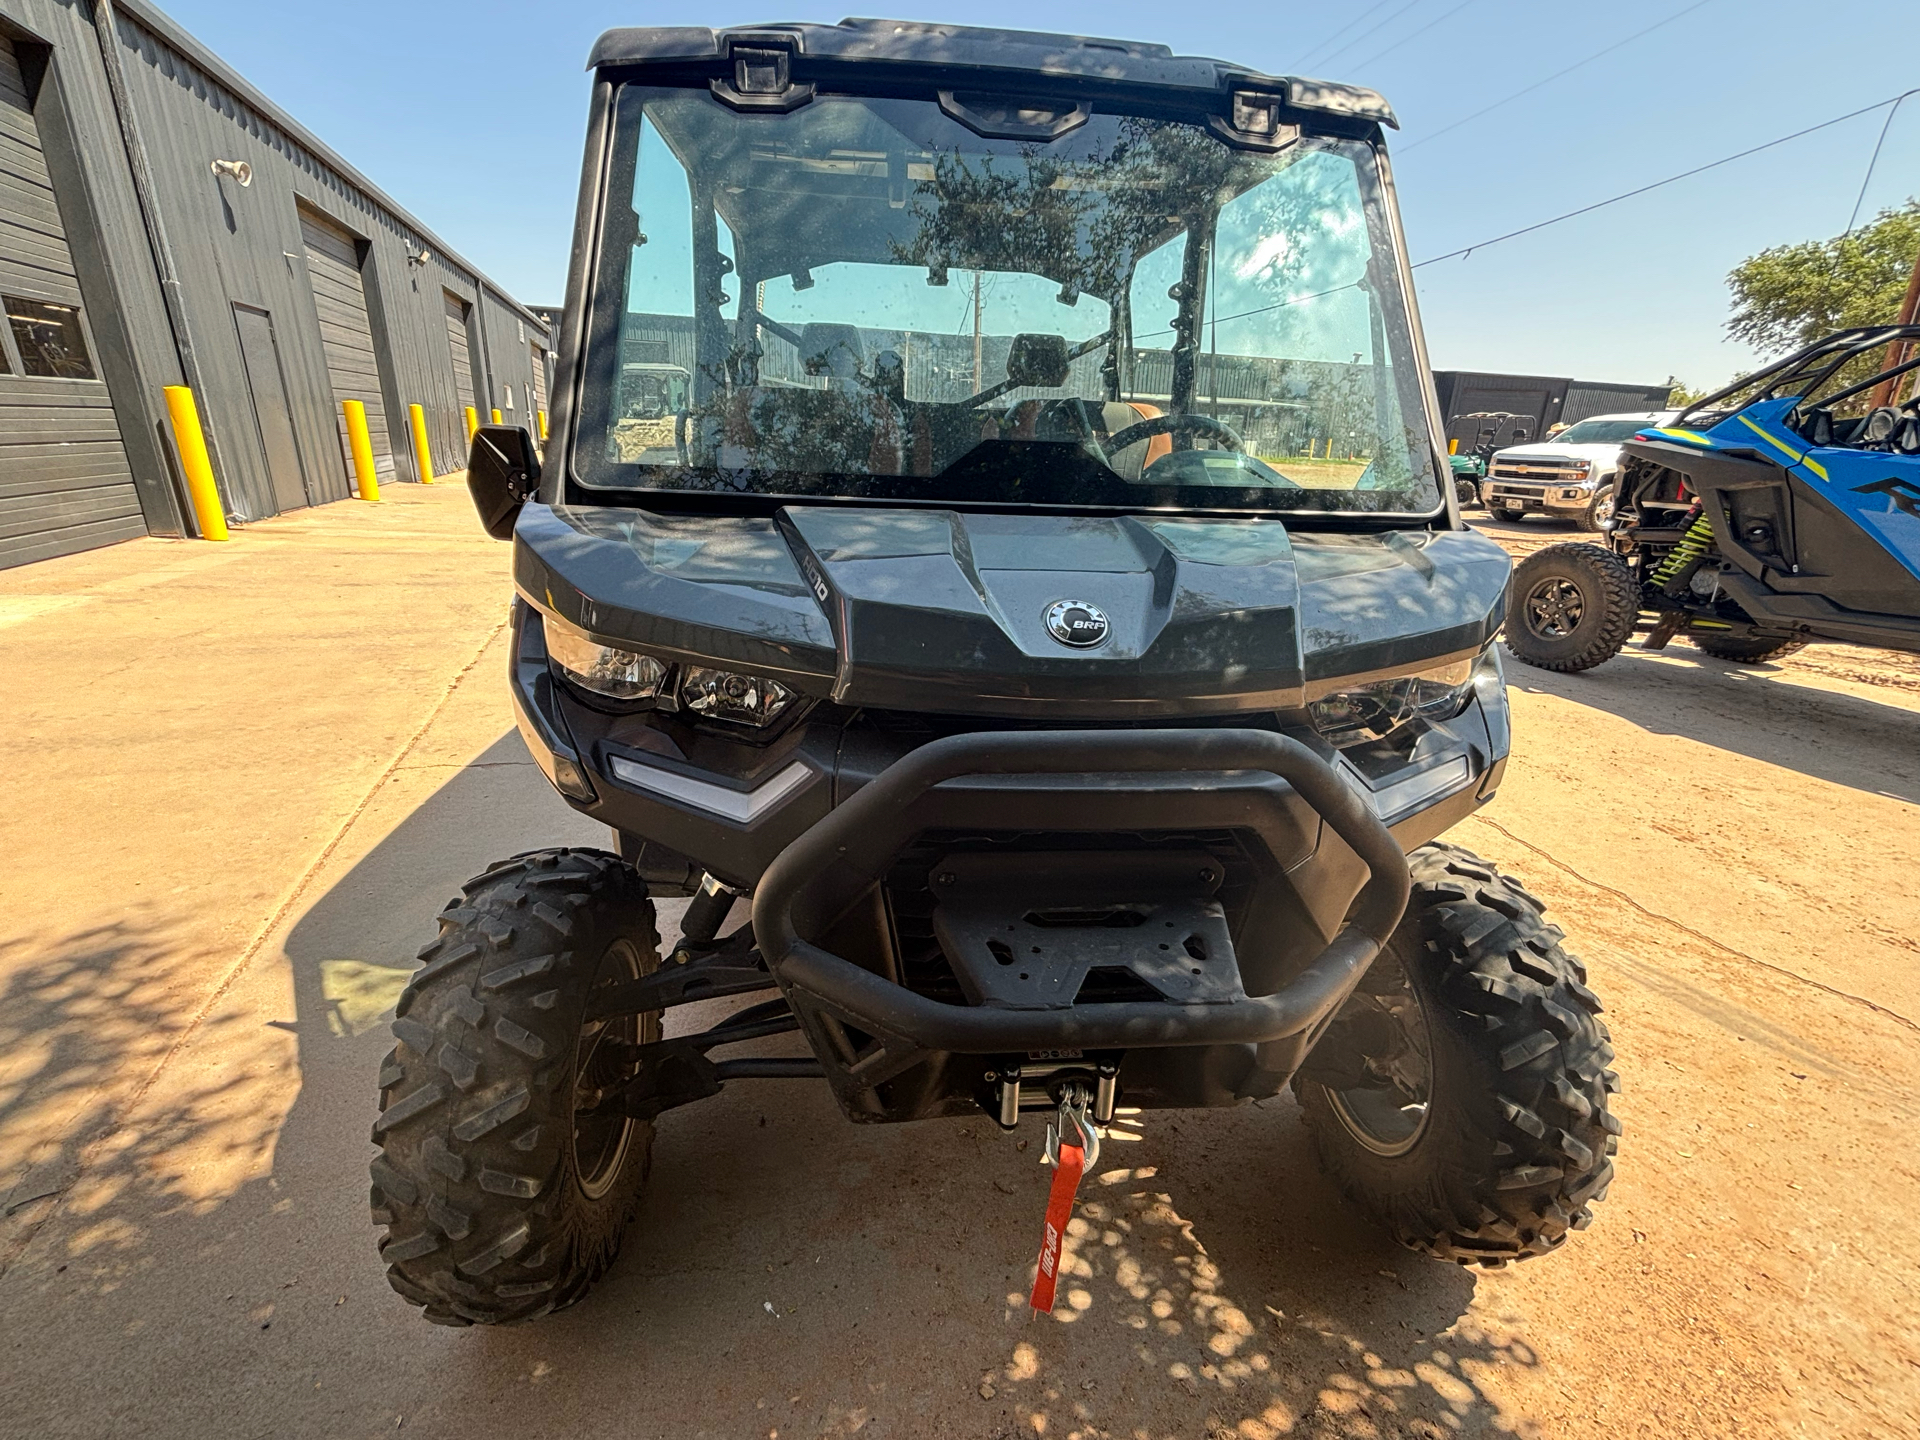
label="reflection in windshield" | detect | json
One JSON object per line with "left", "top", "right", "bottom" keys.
{"left": 577, "top": 87, "right": 1441, "bottom": 515}
{"left": 1547, "top": 420, "right": 1657, "bottom": 445}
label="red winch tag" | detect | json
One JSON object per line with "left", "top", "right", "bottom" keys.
{"left": 1028, "top": 1139, "right": 1087, "bottom": 1314}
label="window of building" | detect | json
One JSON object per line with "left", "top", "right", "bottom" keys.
{"left": 4, "top": 296, "right": 97, "bottom": 380}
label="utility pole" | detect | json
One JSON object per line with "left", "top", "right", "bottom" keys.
{"left": 1208, "top": 251, "right": 1219, "bottom": 418}
{"left": 1869, "top": 237, "right": 1920, "bottom": 409}
{"left": 972, "top": 270, "right": 983, "bottom": 392}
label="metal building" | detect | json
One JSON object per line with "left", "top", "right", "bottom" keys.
{"left": 0, "top": 0, "right": 550, "bottom": 568}
{"left": 1431, "top": 370, "right": 1674, "bottom": 454}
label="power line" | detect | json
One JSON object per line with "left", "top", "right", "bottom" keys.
{"left": 1345, "top": 0, "right": 1479, "bottom": 73}
{"left": 1847, "top": 92, "right": 1912, "bottom": 233}
{"left": 1134, "top": 87, "right": 1920, "bottom": 340}
{"left": 1314, "top": 0, "right": 1432, "bottom": 73}
{"left": 1411, "top": 89, "right": 1920, "bottom": 268}
{"left": 1402, "top": 0, "right": 1718, "bottom": 153}
{"left": 1293, "top": 1, "right": 1400, "bottom": 71}
{"left": 1134, "top": 280, "right": 1363, "bottom": 342}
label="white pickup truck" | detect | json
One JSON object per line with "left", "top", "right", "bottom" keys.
{"left": 1480, "top": 410, "right": 1678, "bottom": 530}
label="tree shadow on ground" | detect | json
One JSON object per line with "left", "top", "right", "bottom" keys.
{"left": 483, "top": 1052, "right": 1527, "bottom": 1440}
{"left": 0, "top": 913, "right": 271, "bottom": 1279}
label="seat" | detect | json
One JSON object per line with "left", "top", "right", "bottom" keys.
{"left": 1096, "top": 401, "right": 1171, "bottom": 480}
{"left": 799, "top": 324, "right": 865, "bottom": 383}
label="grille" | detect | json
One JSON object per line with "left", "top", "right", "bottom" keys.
{"left": 1490, "top": 462, "right": 1586, "bottom": 481}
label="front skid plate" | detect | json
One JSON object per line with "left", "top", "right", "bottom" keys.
{"left": 929, "top": 850, "right": 1242, "bottom": 1010}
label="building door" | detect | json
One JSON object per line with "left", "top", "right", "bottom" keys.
{"left": 231, "top": 304, "right": 310, "bottom": 513}
{"left": 299, "top": 205, "right": 394, "bottom": 486}
{"left": 444, "top": 290, "right": 474, "bottom": 411}
{"left": 0, "top": 34, "right": 143, "bottom": 569}
{"left": 530, "top": 341, "right": 548, "bottom": 427}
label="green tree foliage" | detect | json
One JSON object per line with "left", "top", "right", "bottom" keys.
{"left": 1725, "top": 201, "right": 1919, "bottom": 403}
{"left": 893, "top": 120, "right": 1275, "bottom": 305}
{"left": 1663, "top": 376, "right": 1707, "bottom": 407}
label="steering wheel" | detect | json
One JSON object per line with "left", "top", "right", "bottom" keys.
{"left": 1105, "top": 411, "right": 1246, "bottom": 455}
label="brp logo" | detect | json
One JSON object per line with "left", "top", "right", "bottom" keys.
{"left": 1044, "top": 599, "right": 1110, "bottom": 648}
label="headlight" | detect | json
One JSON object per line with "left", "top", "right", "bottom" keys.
{"left": 1568, "top": 460, "right": 1593, "bottom": 477}
{"left": 680, "top": 666, "right": 795, "bottom": 727}
{"left": 1308, "top": 656, "right": 1477, "bottom": 748}
{"left": 544, "top": 613, "right": 667, "bottom": 701}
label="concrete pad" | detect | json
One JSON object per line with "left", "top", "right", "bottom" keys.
{"left": 0, "top": 483, "right": 513, "bottom": 1257}
{"left": 0, "top": 493, "right": 1916, "bottom": 1439}
{"left": 1493, "top": 647, "right": 1920, "bottom": 1018}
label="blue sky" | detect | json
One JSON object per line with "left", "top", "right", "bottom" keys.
{"left": 161, "top": 0, "right": 1920, "bottom": 391}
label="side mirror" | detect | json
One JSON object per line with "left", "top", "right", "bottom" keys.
{"left": 467, "top": 424, "right": 540, "bottom": 540}
{"left": 1005, "top": 332, "right": 1070, "bottom": 389}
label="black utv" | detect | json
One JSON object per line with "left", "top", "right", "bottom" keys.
{"left": 370, "top": 19, "right": 1621, "bottom": 1326}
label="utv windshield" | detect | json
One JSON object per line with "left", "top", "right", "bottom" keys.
{"left": 575, "top": 84, "right": 1443, "bottom": 515}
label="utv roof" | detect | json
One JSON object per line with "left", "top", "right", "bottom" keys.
{"left": 586, "top": 17, "right": 1397, "bottom": 128}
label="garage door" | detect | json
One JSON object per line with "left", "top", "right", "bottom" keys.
{"left": 300, "top": 205, "right": 393, "bottom": 487}
{"left": 0, "top": 35, "right": 143, "bottom": 569}
{"left": 444, "top": 290, "right": 474, "bottom": 413}
{"left": 530, "top": 341, "right": 548, "bottom": 424}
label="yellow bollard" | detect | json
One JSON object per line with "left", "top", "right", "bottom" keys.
{"left": 343, "top": 399, "right": 381, "bottom": 501}
{"left": 1448, "top": 438, "right": 1459, "bottom": 455}
{"left": 537, "top": 410, "right": 548, "bottom": 441}
{"left": 491, "top": 407, "right": 503, "bottom": 425}
{"left": 409, "top": 403, "right": 435, "bottom": 484}
{"left": 162, "top": 385, "right": 229, "bottom": 541}
{"left": 464, "top": 406, "right": 479, "bottom": 442}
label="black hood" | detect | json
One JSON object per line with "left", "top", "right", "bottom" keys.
{"left": 514, "top": 504, "right": 1509, "bottom": 719}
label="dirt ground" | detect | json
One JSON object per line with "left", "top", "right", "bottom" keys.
{"left": 0, "top": 493, "right": 1915, "bottom": 1439}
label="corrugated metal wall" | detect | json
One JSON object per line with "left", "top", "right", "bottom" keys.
{"left": 108, "top": 7, "right": 546, "bottom": 515}
{"left": 0, "top": 0, "right": 549, "bottom": 567}
{"left": 1434, "top": 371, "right": 1675, "bottom": 440}
{"left": 1562, "top": 380, "right": 1675, "bottom": 424}
{"left": 0, "top": 31, "right": 144, "bottom": 566}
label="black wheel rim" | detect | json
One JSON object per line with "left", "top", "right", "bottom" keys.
{"left": 1321, "top": 952, "right": 1434, "bottom": 1157}
{"left": 571, "top": 938, "right": 644, "bottom": 1200}
{"left": 1523, "top": 574, "right": 1587, "bottom": 640}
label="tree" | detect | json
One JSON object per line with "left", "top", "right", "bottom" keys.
{"left": 1725, "top": 201, "right": 1919, "bottom": 400}
{"left": 1663, "top": 375, "right": 1707, "bottom": 408}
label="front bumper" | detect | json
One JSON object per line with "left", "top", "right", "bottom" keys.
{"left": 751, "top": 729, "right": 1412, "bottom": 1121}
{"left": 1481, "top": 478, "right": 1597, "bottom": 512}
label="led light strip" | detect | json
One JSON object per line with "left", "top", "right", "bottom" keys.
{"left": 1351, "top": 756, "right": 1474, "bottom": 824}
{"left": 605, "top": 754, "right": 814, "bottom": 824}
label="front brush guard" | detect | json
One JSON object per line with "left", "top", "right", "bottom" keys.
{"left": 751, "top": 729, "right": 1413, "bottom": 1121}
